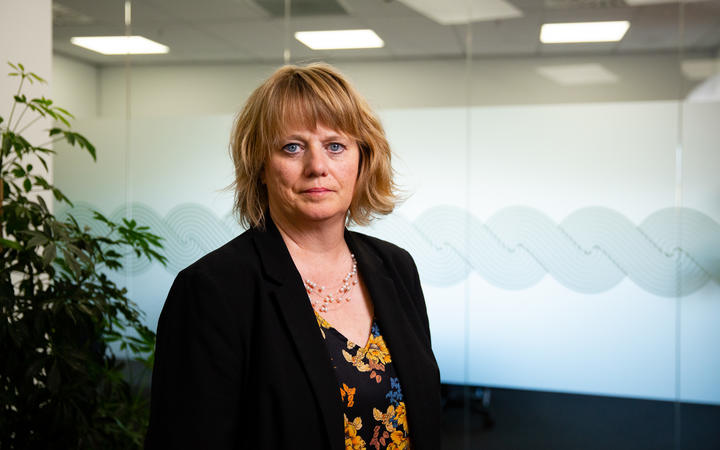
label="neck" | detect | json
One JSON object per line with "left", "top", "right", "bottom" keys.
{"left": 270, "top": 210, "right": 349, "bottom": 260}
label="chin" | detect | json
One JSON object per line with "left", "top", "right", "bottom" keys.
{"left": 297, "top": 208, "right": 347, "bottom": 223}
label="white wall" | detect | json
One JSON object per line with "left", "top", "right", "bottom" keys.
{"left": 1, "top": 0, "right": 53, "bottom": 208}
{"left": 0, "top": 1, "right": 52, "bottom": 120}
{"left": 52, "top": 55, "right": 99, "bottom": 119}
{"left": 50, "top": 48, "right": 720, "bottom": 404}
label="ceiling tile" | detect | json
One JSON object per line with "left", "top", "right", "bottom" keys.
{"left": 141, "top": 0, "right": 268, "bottom": 22}
{"left": 469, "top": 15, "right": 541, "bottom": 55}
{"left": 341, "top": 0, "right": 428, "bottom": 19}
{"left": 365, "top": 16, "right": 463, "bottom": 57}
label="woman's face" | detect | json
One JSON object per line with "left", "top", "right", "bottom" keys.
{"left": 263, "top": 123, "right": 360, "bottom": 228}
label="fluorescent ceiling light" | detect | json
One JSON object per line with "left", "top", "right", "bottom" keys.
{"left": 70, "top": 36, "right": 169, "bottom": 55}
{"left": 397, "top": 0, "right": 522, "bottom": 25}
{"left": 294, "top": 30, "right": 384, "bottom": 50}
{"left": 536, "top": 64, "right": 619, "bottom": 85}
{"left": 540, "top": 21, "right": 630, "bottom": 44}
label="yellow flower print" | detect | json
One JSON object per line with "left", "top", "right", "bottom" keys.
{"left": 342, "top": 348, "right": 371, "bottom": 372}
{"left": 340, "top": 383, "right": 356, "bottom": 408}
{"left": 344, "top": 414, "right": 366, "bottom": 450}
{"left": 394, "top": 402, "right": 409, "bottom": 432}
{"left": 387, "top": 430, "right": 410, "bottom": 450}
{"left": 374, "top": 401, "right": 410, "bottom": 437}
{"left": 365, "top": 334, "right": 391, "bottom": 365}
{"left": 372, "top": 405, "right": 397, "bottom": 433}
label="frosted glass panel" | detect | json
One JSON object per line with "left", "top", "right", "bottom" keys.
{"left": 55, "top": 101, "right": 720, "bottom": 404}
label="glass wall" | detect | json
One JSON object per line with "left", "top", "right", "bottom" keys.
{"left": 52, "top": 0, "right": 720, "bottom": 447}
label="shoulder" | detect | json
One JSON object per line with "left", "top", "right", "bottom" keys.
{"left": 350, "top": 231, "right": 419, "bottom": 291}
{"left": 349, "top": 229, "right": 432, "bottom": 344}
{"left": 159, "top": 230, "right": 262, "bottom": 336}
{"left": 164, "top": 230, "right": 265, "bottom": 319}
{"left": 177, "top": 229, "right": 260, "bottom": 285}
{"left": 348, "top": 230, "right": 414, "bottom": 266}
{"left": 348, "top": 230, "right": 419, "bottom": 286}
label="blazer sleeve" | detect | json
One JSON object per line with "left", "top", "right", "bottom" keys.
{"left": 145, "top": 266, "right": 247, "bottom": 449}
{"left": 405, "top": 251, "right": 432, "bottom": 348}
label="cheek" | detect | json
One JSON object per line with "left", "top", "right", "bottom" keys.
{"left": 265, "top": 160, "right": 293, "bottom": 189}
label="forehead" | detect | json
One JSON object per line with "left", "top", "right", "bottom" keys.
{"left": 279, "top": 121, "right": 353, "bottom": 139}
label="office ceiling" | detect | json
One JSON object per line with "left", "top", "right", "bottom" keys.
{"left": 52, "top": 0, "right": 720, "bottom": 66}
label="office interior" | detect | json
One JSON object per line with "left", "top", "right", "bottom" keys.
{"left": 2, "top": 0, "right": 720, "bottom": 448}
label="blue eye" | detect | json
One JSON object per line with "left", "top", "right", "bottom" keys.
{"left": 283, "top": 143, "right": 301, "bottom": 153}
{"left": 328, "top": 143, "right": 345, "bottom": 153}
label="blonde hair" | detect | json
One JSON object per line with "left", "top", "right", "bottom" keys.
{"left": 230, "top": 63, "right": 397, "bottom": 228}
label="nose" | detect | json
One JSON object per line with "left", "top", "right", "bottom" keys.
{"left": 303, "top": 143, "right": 328, "bottom": 177}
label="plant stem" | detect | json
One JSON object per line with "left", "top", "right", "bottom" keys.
{"left": 11, "top": 103, "right": 31, "bottom": 133}
{"left": 6, "top": 75, "right": 25, "bottom": 128}
{"left": 17, "top": 116, "right": 41, "bottom": 135}
{"left": 37, "top": 137, "right": 64, "bottom": 149}
{"left": 2, "top": 155, "right": 20, "bottom": 171}
{"left": 1, "top": 173, "right": 4, "bottom": 250}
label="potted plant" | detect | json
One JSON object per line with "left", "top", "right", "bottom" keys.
{"left": 1, "top": 62, "right": 165, "bottom": 449}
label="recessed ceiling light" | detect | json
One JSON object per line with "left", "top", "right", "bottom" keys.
{"left": 536, "top": 64, "right": 619, "bottom": 85}
{"left": 686, "top": 74, "right": 720, "bottom": 103}
{"left": 294, "top": 30, "right": 384, "bottom": 50}
{"left": 70, "top": 36, "right": 169, "bottom": 55}
{"left": 681, "top": 59, "right": 720, "bottom": 81}
{"left": 396, "top": 0, "right": 522, "bottom": 25}
{"left": 540, "top": 21, "right": 630, "bottom": 44}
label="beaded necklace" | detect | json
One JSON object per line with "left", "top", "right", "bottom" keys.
{"left": 304, "top": 254, "right": 358, "bottom": 313}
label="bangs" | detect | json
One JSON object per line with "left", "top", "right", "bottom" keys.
{"left": 264, "top": 70, "right": 362, "bottom": 147}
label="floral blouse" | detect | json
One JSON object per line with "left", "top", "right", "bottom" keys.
{"left": 315, "top": 312, "right": 411, "bottom": 450}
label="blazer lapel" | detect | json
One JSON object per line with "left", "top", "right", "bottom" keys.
{"left": 251, "top": 219, "right": 345, "bottom": 450}
{"left": 346, "top": 231, "right": 439, "bottom": 450}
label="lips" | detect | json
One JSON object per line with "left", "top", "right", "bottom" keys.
{"left": 303, "top": 187, "right": 332, "bottom": 193}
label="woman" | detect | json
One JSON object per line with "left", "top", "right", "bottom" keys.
{"left": 145, "top": 63, "right": 441, "bottom": 450}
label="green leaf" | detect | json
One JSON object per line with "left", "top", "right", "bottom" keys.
{"left": 0, "top": 237, "right": 22, "bottom": 250}
{"left": 29, "top": 72, "right": 46, "bottom": 83}
{"left": 36, "top": 155, "right": 49, "bottom": 171}
{"left": 27, "top": 234, "right": 48, "bottom": 248}
{"left": 48, "top": 360, "right": 61, "bottom": 393}
{"left": 23, "top": 177, "right": 32, "bottom": 192}
{"left": 67, "top": 243, "right": 92, "bottom": 265}
{"left": 42, "top": 242, "right": 56, "bottom": 266}
{"left": 12, "top": 166, "right": 25, "bottom": 177}
{"left": 38, "top": 195, "right": 49, "bottom": 212}
{"left": 61, "top": 247, "right": 81, "bottom": 277}
{"left": 55, "top": 106, "right": 74, "bottom": 119}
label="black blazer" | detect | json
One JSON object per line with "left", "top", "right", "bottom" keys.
{"left": 145, "top": 217, "right": 442, "bottom": 450}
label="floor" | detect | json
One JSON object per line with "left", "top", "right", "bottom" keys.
{"left": 440, "top": 385, "right": 720, "bottom": 450}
